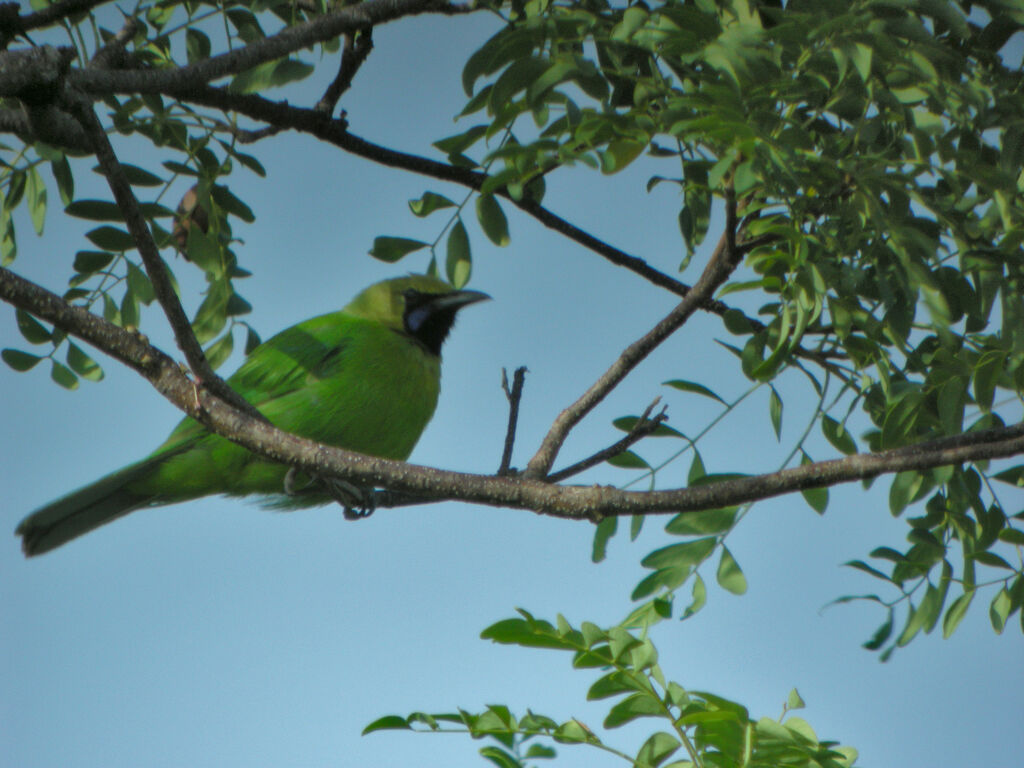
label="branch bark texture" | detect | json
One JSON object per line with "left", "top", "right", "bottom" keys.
{"left": 4, "top": 266, "right": 1020, "bottom": 522}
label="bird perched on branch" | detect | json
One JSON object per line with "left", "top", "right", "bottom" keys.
{"left": 17, "top": 274, "right": 489, "bottom": 556}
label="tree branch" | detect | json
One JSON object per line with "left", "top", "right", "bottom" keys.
{"left": 124, "top": 84, "right": 842, "bottom": 372}
{"left": 0, "top": 0, "right": 109, "bottom": 44}
{"left": 315, "top": 29, "right": 374, "bottom": 115}
{"left": 547, "top": 399, "right": 668, "bottom": 483}
{"left": 66, "top": 97, "right": 265, "bottom": 421}
{"left": 498, "top": 366, "right": 527, "bottom": 476}
{"left": 2, "top": 265, "right": 1023, "bottom": 521}
{"left": 524, "top": 188, "right": 744, "bottom": 479}
{"left": 0, "top": 104, "right": 91, "bottom": 151}
{"left": 68, "top": 0, "right": 472, "bottom": 94}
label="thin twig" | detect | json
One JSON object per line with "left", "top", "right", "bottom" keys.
{"left": 67, "top": 97, "right": 265, "bottom": 421}
{"left": 524, "top": 187, "right": 744, "bottom": 479}
{"left": 498, "top": 366, "right": 527, "bottom": 476}
{"left": 547, "top": 399, "right": 668, "bottom": 483}
{"left": 315, "top": 28, "right": 373, "bottom": 115}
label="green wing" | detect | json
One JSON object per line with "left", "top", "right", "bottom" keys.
{"left": 152, "top": 312, "right": 352, "bottom": 453}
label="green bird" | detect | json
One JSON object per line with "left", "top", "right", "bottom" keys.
{"left": 17, "top": 274, "right": 489, "bottom": 556}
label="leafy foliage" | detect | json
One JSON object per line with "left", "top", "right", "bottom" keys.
{"left": 2, "top": 0, "right": 1023, "bottom": 764}
{"left": 368, "top": 610, "right": 859, "bottom": 768}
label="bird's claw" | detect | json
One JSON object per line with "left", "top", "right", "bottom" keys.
{"left": 283, "top": 469, "right": 374, "bottom": 519}
{"left": 322, "top": 475, "right": 375, "bottom": 520}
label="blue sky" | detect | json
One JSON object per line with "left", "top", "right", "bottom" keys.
{"left": 3, "top": 7, "right": 1023, "bottom": 768}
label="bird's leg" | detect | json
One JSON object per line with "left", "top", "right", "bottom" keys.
{"left": 317, "top": 475, "right": 376, "bottom": 520}
{"left": 283, "top": 468, "right": 372, "bottom": 518}
{"left": 284, "top": 467, "right": 316, "bottom": 495}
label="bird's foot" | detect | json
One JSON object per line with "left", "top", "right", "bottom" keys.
{"left": 282, "top": 468, "right": 375, "bottom": 519}
{"left": 320, "top": 476, "right": 375, "bottom": 520}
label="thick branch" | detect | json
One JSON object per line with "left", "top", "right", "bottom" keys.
{"left": 68, "top": 0, "right": 469, "bottom": 94}
{"left": 524, "top": 191, "right": 742, "bottom": 478}
{"left": 0, "top": 0, "right": 108, "bottom": 41}
{"left": 2, "top": 266, "right": 1023, "bottom": 520}
{"left": 0, "top": 105, "right": 91, "bottom": 151}
{"left": 68, "top": 99, "right": 264, "bottom": 421}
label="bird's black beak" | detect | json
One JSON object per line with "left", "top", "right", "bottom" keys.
{"left": 428, "top": 289, "right": 491, "bottom": 313}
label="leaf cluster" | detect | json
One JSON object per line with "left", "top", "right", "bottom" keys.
{"left": 366, "top": 609, "right": 858, "bottom": 768}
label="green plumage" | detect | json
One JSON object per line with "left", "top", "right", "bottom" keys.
{"left": 17, "top": 275, "right": 488, "bottom": 556}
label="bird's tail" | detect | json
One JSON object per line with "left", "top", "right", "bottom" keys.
{"left": 16, "top": 455, "right": 169, "bottom": 557}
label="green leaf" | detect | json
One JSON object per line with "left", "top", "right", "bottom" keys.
{"left": 665, "top": 507, "right": 737, "bottom": 535}
{"left": 211, "top": 184, "right": 255, "bottom": 222}
{"left": 205, "top": 331, "right": 235, "bottom": 371}
{"left": 552, "top": 719, "right": 599, "bottom": 744}
{"left": 992, "top": 466, "right": 1024, "bottom": 488}
{"left": 972, "top": 350, "right": 1005, "bottom": 412}
{"left": 642, "top": 537, "right": 716, "bottom": 570}
{"left": 408, "top": 192, "right": 455, "bottom": 217}
{"left": 862, "top": 610, "right": 893, "bottom": 650}
{"left": 446, "top": 218, "right": 471, "bottom": 288}
{"left": 481, "top": 617, "right": 574, "bottom": 650}
{"left": 612, "top": 416, "right": 683, "bottom": 438}
{"left": 476, "top": 194, "right": 510, "bottom": 246}
{"left": 942, "top": 591, "right": 974, "bottom": 639}
{"left": 369, "top": 236, "right": 428, "bottom": 262}
{"left": 821, "top": 415, "right": 857, "bottom": 455}
{"left": 635, "top": 732, "right": 680, "bottom": 768}
{"left": 49, "top": 154, "right": 74, "bottom": 205}
{"left": 769, "top": 387, "right": 782, "bottom": 439}
{"left": 787, "top": 688, "right": 806, "bottom": 710}
{"left": 592, "top": 517, "right": 616, "bottom": 563}
{"left": 361, "top": 715, "right": 411, "bottom": 735}
{"left": 50, "top": 359, "right": 78, "bottom": 390}
{"left": 27, "top": 166, "right": 46, "bottom": 235}
{"left": 66, "top": 199, "right": 125, "bottom": 221}
{"left": 681, "top": 573, "right": 707, "bottom": 620}
{"left": 998, "top": 528, "right": 1024, "bottom": 546}
{"left": 120, "top": 288, "right": 139, "bottom": 328}
{"left": 588, "top": 670, "right": 647, "bottom": 700}
{"left": 603, "top": 692, "right": 663, "bottom": 728}
{"left": 73, "top": 250, "right": 114, "bottom": 273}
{"left": 2, "top": 348, "right": 43, "bottom": 371}
{"left": 479, "top": 746, "right": 519, "bottom": 768}
{"left": 16, "top": 309, "right": 51, "bottom": 344}
{"left": 800, "top": 453, "right": 828, "bottom": 514}
{"left": 66, "top": 343, "right": 103, "bottom": 381}
{"left": 524, "top": 744, "right": 556, "bottom": 759}
{"left": 607, "top": 450, "right": 650, "bottom": 469}
{"left": 889, "top": 471, "right": 924, "bottom": 516}
{"left": 119, "top": 164, "right": 164, "bottom": 187}
{"left": 185, "top": 28, "right": 211, "bottom": 63}
{"left": 716, "top": 545, "right": 747, "bottom": 595}
{"left": 600, "top": 140, "right": 646, "bottom": 174}
{"left": 86, "top": 226, "right": 135, "bottom": 251}
{"left": 126, "top": 262, "right": 155, "bottom": 304}
{"left": 662, "top": 378, "right": 726, "bottom": 404}
{"left": 228, "top": 58, "right": 314, "bottom": 94}
{"left": 990, "top": 589, "right": 1013, "bottom": 633}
